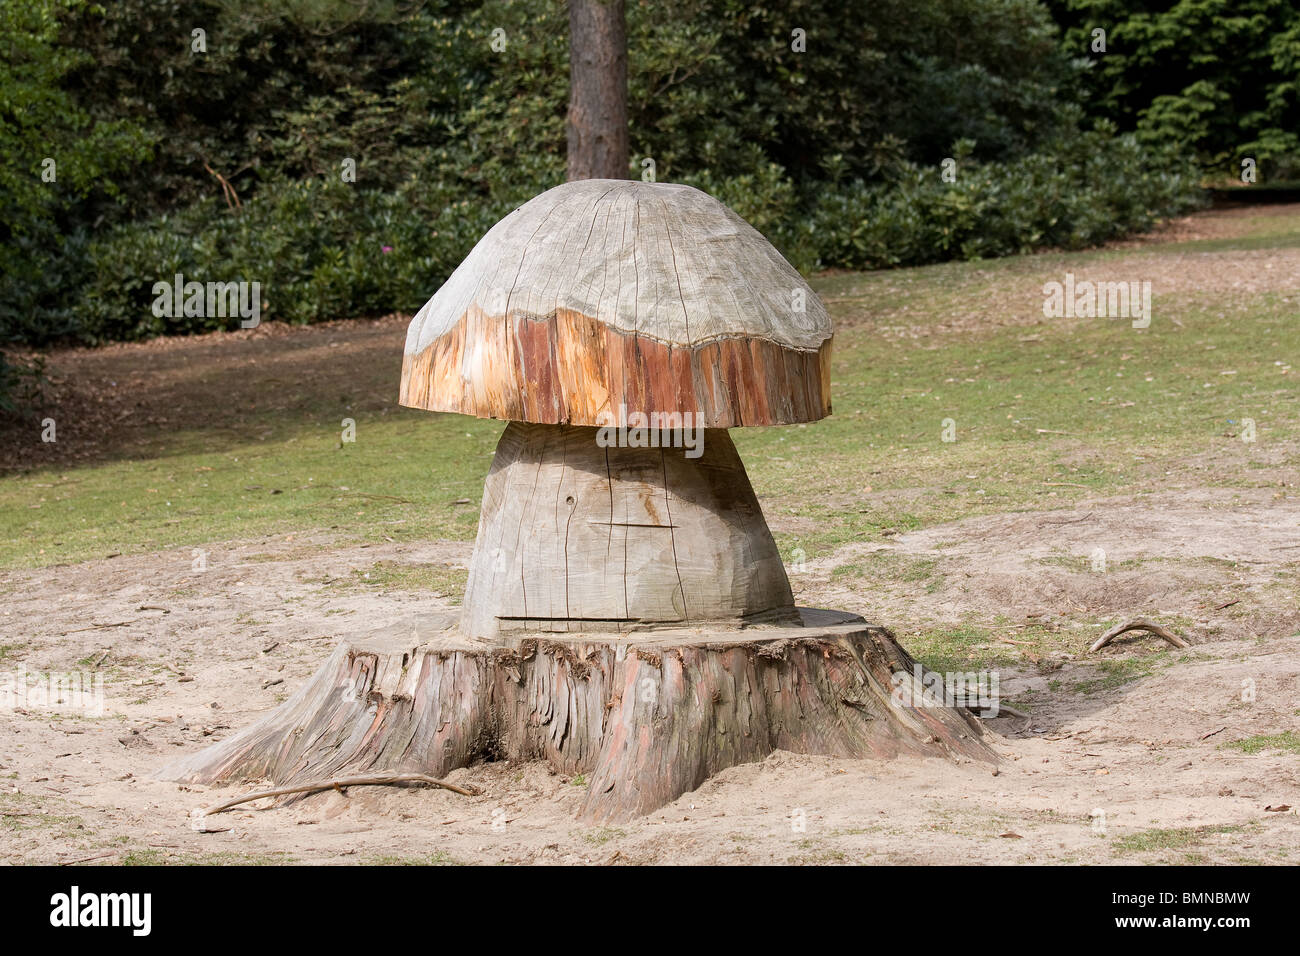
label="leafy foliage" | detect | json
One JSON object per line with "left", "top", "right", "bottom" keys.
{"left": 0, "top": 0, "right": 1209, "bottom": 372}
{"left": 0, "top": 0, "right": 152, "bottom": 411}
{"left": 1048, "top": 0, "right": 1300, "bottom": 179}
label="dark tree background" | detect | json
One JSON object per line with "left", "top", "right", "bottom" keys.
{"left": 5, "top": 0, "right": 1287, "bottom": 409}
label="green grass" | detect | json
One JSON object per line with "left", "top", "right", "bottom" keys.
{"left": 748, "top": 289, "right": 1300, "bottom": 563}
{"left": 1056, "top": 655, "right": 1166, "bottom": 695}
{"left": 3, "top": 212, "right": 1298, "bottom": 570}
{"left": 901, "top": 623, "right": 1016, "bottom": 674}
{"left": 345, "top": 561, "right": 469, "bottom": 601}
{"left": 787, "top": 838, "right": 855, "bottom": 864}
{"left": 120, "top": 848, "right": 297, "bottom": 866}
{"left": 1035, "top": 552, "right": 1152, "bottom": 573}
{"left": 1222, "top": 730, "right": 1300, "bottom": 755}
{"left": 580, "top": 826, "right": 626, "bottom": 846}
{"left": 1, "top": 412, "right": 497, "bottom": 568}
{"left": 0, "top": 792, "right": 84, "bottom": 834}
{"left": 831, "top": 552, "right": 941, "bottom": 592}
{"left": 1113, "top": 823, "right": 1256, "bottom": 855}
{"left": 368, "top": 851, "right": 467, "bottom": 865}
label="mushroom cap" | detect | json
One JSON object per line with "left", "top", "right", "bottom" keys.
{"left": 399, "top": 179, "right": 831, "bottom": 427}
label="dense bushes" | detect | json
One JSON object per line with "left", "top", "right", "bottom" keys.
{"left": 72, "top": 179, "right": 524, "bottom": 339}
{"left": 58, "top": 124, "right": 1201, "bottom": 338}
{"left": 1, "top": 0, "right": 1212, "bottom": 355}
{"left": 1048, "top": 0, "right": 1300, "bottom": 180}
{"left": 792, "top": 126, "right": 1204, "bottom": 272}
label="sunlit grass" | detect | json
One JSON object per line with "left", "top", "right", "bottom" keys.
{"left": 2, "top": 216, "right": 1296, "bottom": 571}
{"left": 0, "top": 412, "right": 500, "bottom": 568}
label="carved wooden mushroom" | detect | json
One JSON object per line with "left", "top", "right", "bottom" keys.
{"left": 400, "top": 178, "right": 830, "bottom": 636}
{"left": 161, "top": 181, "right": 994, "bottom": 821}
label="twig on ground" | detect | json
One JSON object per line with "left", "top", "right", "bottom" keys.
{"left": 1044, "top": 512, "right": 1095, "bottom": 525}
{"left": 63, "top": 620, "right": 137, "bottom": 634}
{"left": 198, "top": 772, "right": 483, "bottom": 817}
{"left": 1089, "top": 617, "right": 1191, "bottom": 653}
{"left": 59, "top": 850, "right": 120, "bottom": 866}
{"left": 992, "top": 704, "right": 1029, "bottom": 719}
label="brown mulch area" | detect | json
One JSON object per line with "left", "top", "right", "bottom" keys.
{"left": 1103, "top": 201, "right": 1300, "bottom": 247}
{"left": 2, "top": 314, "right": 411, "bottom": 474}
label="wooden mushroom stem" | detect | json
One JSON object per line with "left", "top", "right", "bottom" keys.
{"left": 162, "top": 424, "right": 1000, "bottom": 819}
{"left": 460, "top": 422, "right": 797, "bottom": 640}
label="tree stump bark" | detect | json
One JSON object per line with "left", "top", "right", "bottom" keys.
{"left": 160, "top": 609, "right": 996, "bottom": 821}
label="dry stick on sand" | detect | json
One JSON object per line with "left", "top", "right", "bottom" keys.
{"left": 63, "top": 620, "right": 138, "bottom": 634}
{"left": 1089, "top": 617, "right": 1191, "bottom": 653}
{"left": 59, "top": 850, "right": 120, "bottom": 866}
{"left": 993, "top": 704, "right": 1030, "bottom": 719}
{"left": 199, "top": 773, "right": 482, "bottom": 817}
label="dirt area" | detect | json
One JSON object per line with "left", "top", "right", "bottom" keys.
{"left": 0, "top": 313, "right": 412, "bottom": 474}
{"left": 807, "top": 488, "right": 1300, "bottom": 644}
{"left": 1, "top": 490, "right": 1296, "bottom": 865}
{"left": 1107, "top": 201, "right": 1300, "bottom": 247}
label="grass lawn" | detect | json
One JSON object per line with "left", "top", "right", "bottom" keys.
{"left": 2, "top": 206, "right": 1297, "bottom": 573}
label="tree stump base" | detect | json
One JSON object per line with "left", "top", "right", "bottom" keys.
{"left": 159, "top": 609, "right": 997, "bottom": 821}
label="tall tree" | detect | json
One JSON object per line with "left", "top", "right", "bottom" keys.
{"left": 566, "top": 0, "right": 628, "bottom": 180}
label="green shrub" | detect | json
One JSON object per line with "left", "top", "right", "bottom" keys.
{"left": 59, "top": 122, "right": 1202, "bottom": 341}
{"left": 68, "top": 174, "right": 531, "bottom": 339}
{"left": 0, "top": 0, "right": 1209, "bottom": 354}
{"left": 798, "top": 126, "right": 1204, "bottom": 272}
{"left": 1049, "top": 0, "right": 1300, "bottom": 179}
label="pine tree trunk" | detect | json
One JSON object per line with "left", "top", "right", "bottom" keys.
{"left": 567, "top": 0, "right": 628, "bottom": 180}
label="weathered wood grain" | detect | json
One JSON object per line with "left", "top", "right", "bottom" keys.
{"left": 400, "top": 180, "right": 832, "bottom": 426}
{"left": 400, "top": 306, "right": 832, "bottom": 427}
{"left": 459, "top": 422, "right": 796, "bottom": 639}
{"left": 159, "top": 610, "right": 997, "bottom": 822}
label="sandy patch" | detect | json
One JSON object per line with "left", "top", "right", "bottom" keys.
{"left": 2, "top": 491, "right": 1296, "bottom": 865}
